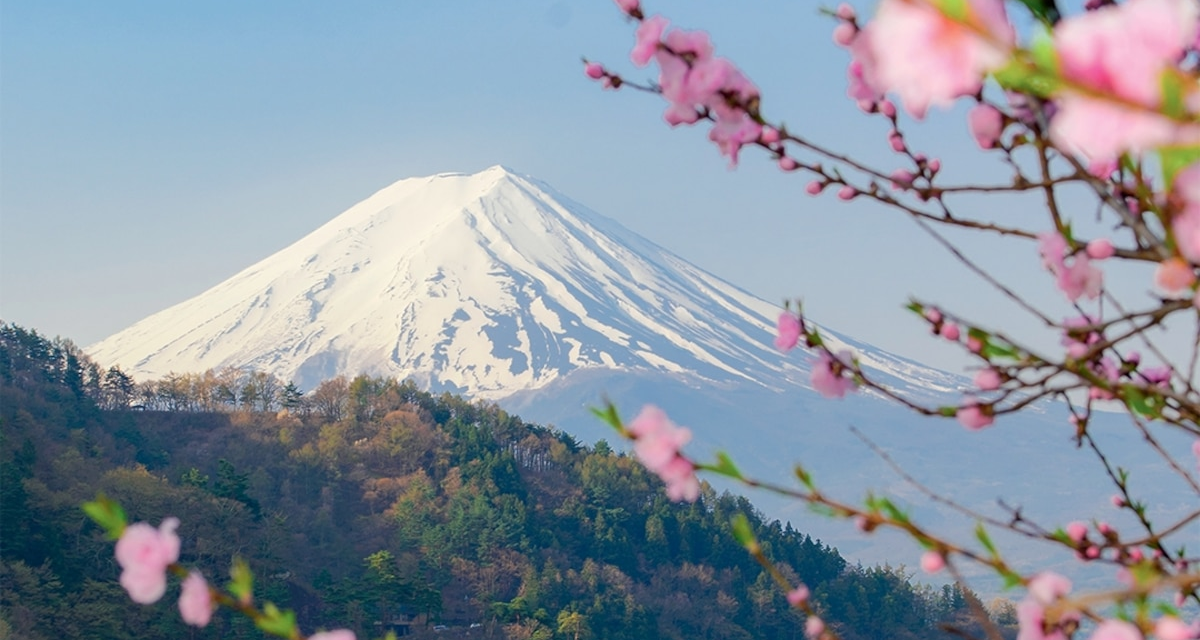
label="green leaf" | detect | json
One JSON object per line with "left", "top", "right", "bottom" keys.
{"left": 709, "top": 452, "right": 743, "bottom": 480}
{"left": 1028, "top": 26, "right": 1059, "bottom": 75}
{"left": 794, "top": 465, "right": 815, "bottom": 491}
{"left": 589, "top": 402, "right": 624, "bottom": 434}
{"left": 730, "top": 514, "right": 758, "bottom": 552}
{"left": 255, "top": 602, "right": 298, "bottom": 639}
{"left": 1161, "top": 145, "right": 1200, "bottom": 188}
{"left": 1000, "top": 568, "right": 1024, "bottom": 590}
{"left": 933, "top": 0, "right": 969, "bottom": 21}
{"left": 1160, "top": 70, "right": 1194, "bottom": 120}
{"left": 228, "top": 557, "right": 254, "bottom": 604}
{"left": 807, "top": 503, "right": 838, "bottom": 518}
{"left": 1122, "top": 386, "right": 1160, "bottom": 418}
{"left": 81, "top": 494, "right": 127, "bottom": 540}
{"left": 906, "top": 301, "right": 924, "bottom": 315}
{"left": 938, "top": 406, "right": 959, "bottom": 418}
{"left": 1013, "top": 0, "right": 1061, "bottom": 24}
{"left": 975, "top": 523, "right": 998, "bottom": 557}
{"left": 876, "top": 498, "right": 910, "bottom": 525}
{"left": 981, "top": 342, "right": 1019, "bottom": 361}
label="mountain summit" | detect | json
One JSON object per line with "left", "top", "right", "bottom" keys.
{"left": 88, "top": 166, "right": 953, "bottom": 398}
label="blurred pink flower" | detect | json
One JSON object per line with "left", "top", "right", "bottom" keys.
{"left": 1172, "top": 163, "right": 1200, "bottom": 264}
{"left": 613, "top": 0, "right": 639, "bottom": 14}
{"left": 1089, "top": 620, "right": 1142, "bottom": 640}
{"left": 1156, "top": 617, "right": 1200, "bottom": 640}
{"left": 631, "top": 15, "right": 668, "bottom": 66}
{"left": 1155, "top": 258, "right": 1196, "bottom": 295}
{"left": 1051, "top": 0, "right": 1200, "bottom": 161}
{"left": 967, "top": 104, "right": 1004, "bottom": 149}
{"left": 178, "top": 572, "right": 213, "bottom": 627}
{"left": 628, "top": 405, "right": 699, "bottom": 502}
{"left": 787, "top": 584, "right": 810, "bottom": 606}
{"left": 811, "top": 350, "right": 856, "bottom": 399}
{"left": 1017, "top": 572, "right": 1077, "bottom": 640}
{"left": 974, "top": 368, "right": 1001, "bottom": 391}
{"left": 775, "top": 312, "right": 801, "bottom": 351}
{"left": 862, "top": 0, "right": 1014, "bottom": 118}
{"left": 956, "top": 402, "right": 994, "bottom": 430}
{"left": 920, "top": 551, "right": 945, "bottom": 573}
{"left": 115, "top": 518, "right": 180, "bottom": 604}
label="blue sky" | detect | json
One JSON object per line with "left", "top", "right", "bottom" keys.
{"left": 0, "top": 0, "right": 1148, "bottom": 373}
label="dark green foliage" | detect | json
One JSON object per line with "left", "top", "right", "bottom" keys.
{"left": 0, "top": 322, "right": 1016, "bottom": 640}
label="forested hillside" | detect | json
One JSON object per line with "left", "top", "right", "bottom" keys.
{"left": 0, "top": 323, "right": 1014, "bottom": 640}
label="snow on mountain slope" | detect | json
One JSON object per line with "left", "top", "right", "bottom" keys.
{"left": 88, "top": 165, "right": 958, "bottom": 398}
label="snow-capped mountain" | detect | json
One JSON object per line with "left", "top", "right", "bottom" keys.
{"left": 86, "top": 165, "right": 1194, "bottom": 592}
{"left": 87, "top": 165, "right": 956, "bottom": 399}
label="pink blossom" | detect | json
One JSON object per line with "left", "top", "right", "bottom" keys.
{"left": 833, "top": 22, "right": 857, "bottom": 46}
{"left": 628, "top": 405, "right": 691, "bottom": 473}
{"left": 1155, "top": 257, "right": 1197, "bottom": 295}
{"left": 658, "top": 456, "right": 700, "bottom": 502}
{"left": 837, "top": 186, "right": 857, "bottom": 200}
{"left": 1086, "top": 238, "right": 1115, "bottom": 260}
{"left": 310, "top": 632, "right": 357, "bottom": 640}
{"left": 1193, "top": 440, "right": 1200, "bottom": 470}
{"left": 811, "top": 350, "right": 856, "bottom": 399}
{"left": 805, "top": 616, "right": 826, "bottom": 639}
{"left": 1110, "top": 494, "right": 1124, "bottom": 507}
{"left": 114, "top": 518, "right": 180, "bottom": 604}
{"left": 967, "top": 104, "right": 1004, "bottom": 149}
{"left": 956, "top": 401, "right": 994, "bottom": 430}
{"left": 805, "top": 180, "right": 824, "bottom": 194}
{"left": 1172, "top": 163, "right": 1200, "bottom": 264}
{"left": 584, "top": 62, "right": 605, "bottom": 80}
{"left": 1088, "top": 620, "right": 1142, "bottom": 640}
{"left": 1156, "top": 616, "right": 1200, "bottom": 640}
{"left": 1039, "top": 231, "right": 1103, "bottom": 301}
{"left": 775, "top": 312, "right": 801, "bottom": 351}
{"left": 613, "top": 0, "right": 639, "bottom": 14}
{"left": 760, "top": 126, "right": 780, "bottom": 144}
{"left": 1017, "top": 572, "right": 1077, "bottom": 640}
{"left": 779, "top": 156, "right": 799, "bottom": 171}
{"left": 1058, "top": 256, "right": 1104, "bottom": 300}
{"left": 787, "top": 584, "right": 810, "bottom": 606}
{"left": 974, "top": 368, "right": 1001, "bottom": 391}
{"left": 1051, "top": 0, "right": 1200, "bottom": 162}
{"left": 1066, "top": 522, "right": 1088, "bottom": 543}
{"left": 1039, "top": 232, "right": 1069, "bottom": 274}
{"left": 836, "top": 3, "right": 856, "bottom": 20}
{"left": 631, "top": 15, "right": 668, "bottom": 66}
{"left": 940, "top": 323, "right": 961, "bottom": 341}
{"left": 627, "top": 405, "right": 699, "bottom": 502}
{"left": 860, "top": 0, "right": 1014, "bottom": 119}
{"left": 890, "top": 169, "right": 914, "bottom": 189}
{"left": 920, "top": 551, "right": 945, "bottom": 573}
{"left": 179, "top": 571, "right": 213, "bottom": 627}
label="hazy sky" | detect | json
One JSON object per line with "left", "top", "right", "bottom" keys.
{"left": 0, "top": 0, "right": 1157, "bottom": 374}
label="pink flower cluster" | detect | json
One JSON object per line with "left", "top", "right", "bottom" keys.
{"left": 1168, "top": 163, "right": 1200, "bottom": 302}
{"left": 775, "top": 311, "right": 801, "bottom": 352}
{"left": 842, "top": 0, "right": 1014, "bottom": 118}
{"left": 1039, "top": 232, "right": 1104, "bottom": 301}
{"left": 628, "top": 405, "right": 701, "bottom": 502}
{"left": 811, "top": 350, "right": 856, "bottom": 399}
{"left": 628, "top": 15, "right": 761, "bottom": 165}
{"left": 114, "top": 518, "right": 181, "bottom": 604}
{"left": 179, "top": 572, "right": 214, "bottom": 627}
{"left": 1016, "top": 572, "right": 1079, "bottom": 640}
{"left": 1050, "top": 0, "right": 1200, "bottom": 162}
